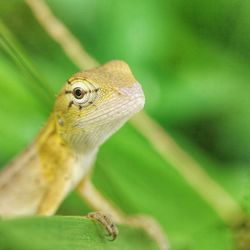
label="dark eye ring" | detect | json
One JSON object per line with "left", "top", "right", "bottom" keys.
{"left": 73, "top": 87, "right": 85, "bottom": 99}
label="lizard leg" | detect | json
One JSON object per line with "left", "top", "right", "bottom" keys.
{"left": 87, "top": 211, "right": 119, "bottom": 241}
{"left": 36, "top": 178, "right": 70, "bottom": 216}
{"left": 36, "top": 176, "right": 119, "bottom": 241}
{"left": 77, "top": 179, "right": 169, "bottom": 250}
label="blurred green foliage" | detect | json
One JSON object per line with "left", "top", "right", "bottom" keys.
{"left": 0, "top": 0, "right": 250, "bottom": 249}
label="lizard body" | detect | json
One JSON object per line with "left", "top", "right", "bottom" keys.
{"left": 0, "top": 60, "right": 143, "bottom": 217}
{"left": 0, "top": 60, "right": 168, "bottom": 249}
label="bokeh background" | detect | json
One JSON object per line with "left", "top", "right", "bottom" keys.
{"left": 1, "top": 0, "right": 250, "bottom": 249}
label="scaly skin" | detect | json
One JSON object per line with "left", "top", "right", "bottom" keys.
{"left": 0, "top": 61, "right": 168, "bottom": 249}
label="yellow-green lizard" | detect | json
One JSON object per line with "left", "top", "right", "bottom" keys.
{"left": 0, "top": 60, "right": 168, "bottom": 249}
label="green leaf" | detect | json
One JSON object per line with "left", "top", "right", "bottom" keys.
{"left": 0, "top": 216, "right": 158, "bottom": 250}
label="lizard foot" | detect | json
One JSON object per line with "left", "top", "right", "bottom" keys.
{"left": 87, "top": 211, "right": 119, "bottom": 241}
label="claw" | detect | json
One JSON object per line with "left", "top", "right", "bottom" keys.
{"left": 87, "top": 211, "right": 119, "bottom": 241}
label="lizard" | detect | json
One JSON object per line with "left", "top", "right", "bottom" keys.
{"left": 0, "top": 60, "right": 168, "bottom": 250}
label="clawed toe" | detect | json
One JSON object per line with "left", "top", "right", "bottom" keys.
{"left": 87, "top": 211, "right": 119, "bottom": 241}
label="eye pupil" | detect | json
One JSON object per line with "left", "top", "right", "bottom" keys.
{"left": 75, "top": 89, "right": 81, "bottom": 96}
{"left": 73, "top": 87, "right": 84, "bottom": 99}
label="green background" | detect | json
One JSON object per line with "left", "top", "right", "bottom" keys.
{"left": 0, "top": 0, "right": 250, "bottom": 249}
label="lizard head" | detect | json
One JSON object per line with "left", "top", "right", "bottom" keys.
{"left": 54, "top": 60, "right": 145, "bottom": 152}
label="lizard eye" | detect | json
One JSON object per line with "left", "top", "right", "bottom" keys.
{"left": 73, "top": 87, "right": 85, "bottom": 99}
{"left": 70, "top": 81, "right": 99, "bottom": 106}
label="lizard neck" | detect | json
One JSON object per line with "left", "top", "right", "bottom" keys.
{"left": 39, "top": 113, "right": 100, "bottom": 156}
{"left": 35, "top": 114, "right": 97, "bottom": 184}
